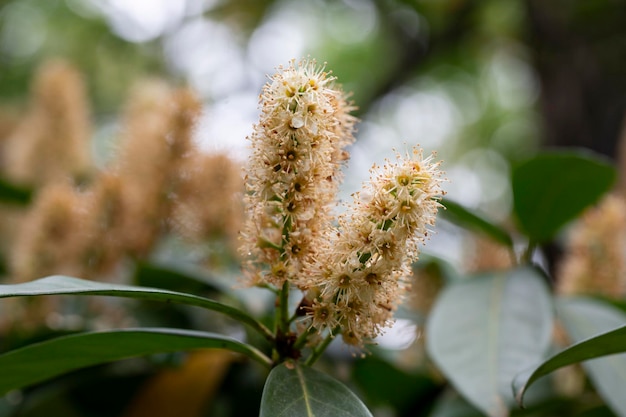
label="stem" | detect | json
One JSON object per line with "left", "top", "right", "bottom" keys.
{"left": 305, "top": 329, "right": 338, "bottom": 366}
{"left": 293, "top": 326, "right": 317, "bottom": 351}
{"left": 250, "top": 319, "right": 275, "bottom": 345}
{"left": 287, "top": 313, "right": 298, "bottom": 325}
{"left": 240, "top": 343, "right": 274, "bottom": 369}
{"left": 277, "top": 280, "right": 290, "bottom": 335}
{"left": 257, "top": 283, "right": 278, "bottom": 294}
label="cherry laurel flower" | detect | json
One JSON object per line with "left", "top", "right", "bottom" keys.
{"left": 557, "top": 193, "right": 626, "bottom": 298}
{"left": 306, "top": 148, "right": 444, "bottom": 346}
{"left": 240, "top": 59, "right": 356, "bottom": 288}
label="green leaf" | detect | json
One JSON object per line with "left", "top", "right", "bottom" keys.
{"left": 0, "top": 328, "right": 272, "bottom": 396}
{"left": 260, "top": 361, "right": 373, "bottom": 417}
{"left": 352, "top": 357, "right": 438, "bottom": 412}
{"left": 0, "top": 177, "right": 31, "bottom": 205}
{"left": 133, "top": 261, "right": 220, "bottom": 294}
{"left": 0, "top": 275, "right": 273, "bottom": 342}
{"left": 511, "top": 150, "right": 616, "bottom": 242}
{"left": 514, "top": 297, "right": 626, "bottom": 415}
{"left": 426, "top": 267, "right": 553, "bottom": 417}
{"left": 440, "top": 198, "right": 514, "bottom": 248}
{"left": 429, "top": 388, "right": 489, "bottom": 417}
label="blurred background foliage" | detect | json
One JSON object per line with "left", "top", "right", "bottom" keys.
{"left": 0, "top": 0, "right": 625, "bottom": 416}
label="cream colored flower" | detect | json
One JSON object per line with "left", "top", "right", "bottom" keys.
{"left": 3, "top": 59, "right": 92, "bottom": 187}
{"left": 306, "top": 148, "right": 444, "bottom": 346}
{"left": 175, "top": 153, "right": 243, "bottom": 236}
{"left": 113, "top": 82, "right": 202, "bottom": 257}
{"left": 240, "top": 59, "right": 356, "bottom": 288}
{"left": 11, "top": 182, "right": 86, "bottom": 282}
{"left": 557, "top": 193, "right": 626, "bottom": 298}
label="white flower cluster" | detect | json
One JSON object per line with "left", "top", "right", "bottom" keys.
{"left": 306, "top": 149, "right": 444, "bottom": 345}
{"left": 240, "top": 59, "right": 356, "bottom": 288}
{"left": 241, "top": 59, "right": 444, "bottom": 347}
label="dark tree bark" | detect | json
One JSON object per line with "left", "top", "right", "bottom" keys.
{"left": 524, "top": 0, "right": 626, "bottom": 276}
{"left": 524, "top": 0, "right": 626, "bottom": 159}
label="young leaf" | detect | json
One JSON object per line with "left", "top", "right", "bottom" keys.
{"left": 511, "top": 150, "right": 616, "bottom": 243}
{"left": 0, "top": 328, "right": 272, "bottom": 396}
{"left": 514, "top": 297, "right": 626, "bottom": 415}
{"left": 260, "top": 361, "right": 373, "bottom": 417}
{"left": 440, "top": 198, "right": 513, "bottom": 248}
{"left": 426, "top": 267, "right": 553, "bottom": 417}
{"left": 0, "top": 275, "right": 274, "bottom": 342}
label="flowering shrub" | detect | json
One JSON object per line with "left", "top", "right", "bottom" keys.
{"left": 0, "top": 58, "right": 625, "bottom": 417}
{"left": 0, "top": 59, "right": 445, "bottom": 416}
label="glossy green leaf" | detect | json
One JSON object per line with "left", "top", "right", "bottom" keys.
{"left": 511, "top": 151, "right": 616, "bottom": 242}
{"left": 440, "top": 198, "right": 514, "bottom": 248}
{"left": 0, "top": 275, "right": 273, "bottom": 342}
{"left": 426, "top": 267, "right": 553, "bottom": 417}
{"left": 260, "top": 361, "right": 373, "bottom": 417}
{"left": 0, "top": 328, "right": 272, "bottom": 396}
{"left": 514, "top": 297, "right": 626, "bottom": 415}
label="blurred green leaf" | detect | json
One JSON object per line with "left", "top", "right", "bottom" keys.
{"left": 12, "top": 394, "right": 83, "bottom": 417}
{"left": 0, "top": 177, "right": 31, "bottom": 204}
{"left": 513, "top": 298, "right": 626, "bottom": 415}
{"left": 440, "top": 198, "right": 514, "bottom": 248}
{"left": 575, "top": 406, "right": 619, "bottom": 417}
{"left": 426, "top": 267, "right": 553, "bottom": 417}
{"left": 0, "top": 275, "right": 273, "bottom": 342}
{"left": 133, "top": 261, "right": 220, "bottom": 295}
{"left": 515, "top": 297, "right": 626, "bottom": 415}
{"left": 557, "top": 298, "right": 626, "bottom": 416}
{"left": 0, "top": 397, "right": 20, "bottom": 417}
{"left": 0, "top": 328, "right": 271, "bottom": 396}
{"left": 429, "top": 388, "right": 492, "bottom": 417}
{"left": 352, "top": 357, "right": 439, "bottom": 413}
{"left": 511, "top": 150, "right": 616, "bottom": 242}
{"left": 260, "top": 361, "right": 373, "bottom": 417}
{"left": 7, "top": 370, "right": 150, "bottom": 417}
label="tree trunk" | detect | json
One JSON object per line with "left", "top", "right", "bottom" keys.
{"left": 525, "top": 0, "right": 626, "bottom": 159}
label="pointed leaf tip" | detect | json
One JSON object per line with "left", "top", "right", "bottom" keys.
{"left": 513, "top": 302, "right": 626, "bottom": 411}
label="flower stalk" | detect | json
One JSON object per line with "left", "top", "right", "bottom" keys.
{"left": 305, "top": 330, "right": 338, "bottom": 366}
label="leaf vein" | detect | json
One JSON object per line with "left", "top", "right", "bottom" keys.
{"left": 296, "top": 365, "right": 315, "bottom": 417}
